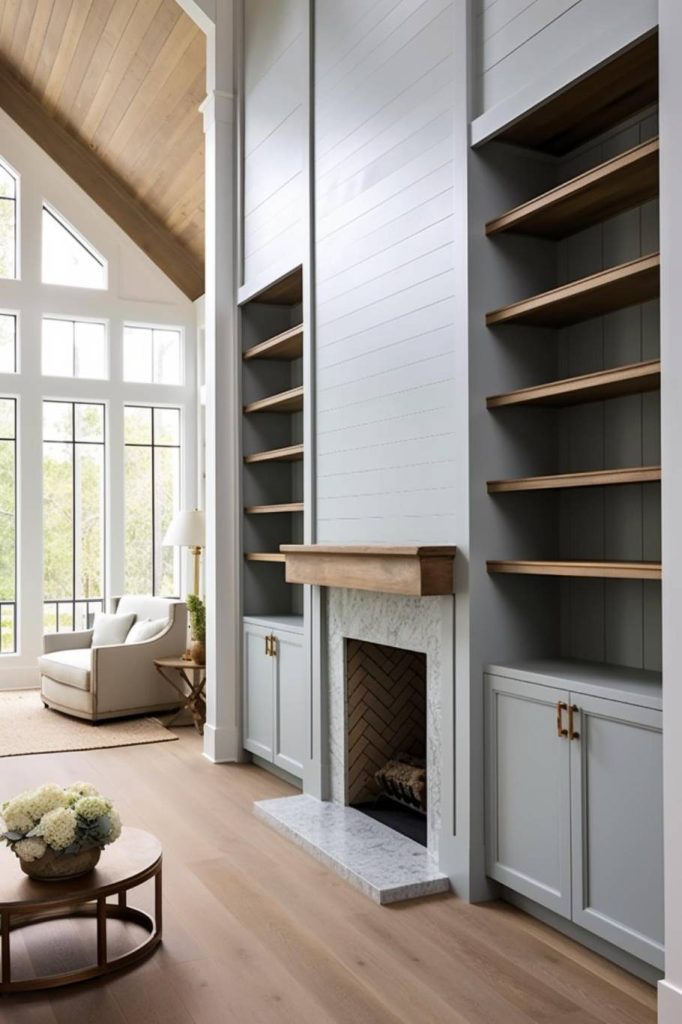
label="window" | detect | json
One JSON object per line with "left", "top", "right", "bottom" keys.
{"left": 123, "top": 325, "right": 182, "bottom": 385}
{"left": 43, "top": 401, "right": 105, "bottom": 632}
{"left": 42, "top": 317, "right": 107, "bottom": 379}
{"left": 0, "top": 313, "right": 16, "bottom": 373}
{"left": 0, "top": 398, "right": 16, "bottom": 653}
{"left": 42, "top": 205, "right": 107, "bottom": 290}
{"left": 124, "top": 406, "right": 181, "bottom": 596}
{"left": 0, "top": 159, "right": 17, "bottom": 280}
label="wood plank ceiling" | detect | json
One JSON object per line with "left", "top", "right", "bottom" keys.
{"left": 0, "top": 0, "right": 206, "bottom": 299}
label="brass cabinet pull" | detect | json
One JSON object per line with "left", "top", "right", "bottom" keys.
{"left": 556, "top": 701, "right": 568, "bottom": 738}
{"left": 568, "top": 704, "right": 580, "bottom": 740}
{"left": 270, "top": 634, "right": 278, "bottom": 657}
{"left": 265, "top": 635, "right": 270, "bottom": 656}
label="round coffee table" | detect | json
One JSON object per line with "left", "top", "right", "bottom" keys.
{"left": 0, "top": 827, "right": 162, "bottom": 993}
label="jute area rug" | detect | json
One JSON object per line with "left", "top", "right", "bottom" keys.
{"left": 0, "top": 689, "right": 178, "bottom": 757}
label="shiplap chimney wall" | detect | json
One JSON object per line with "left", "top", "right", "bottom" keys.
{"left": 314, "top": 1, "right": 458, "bottom": 546}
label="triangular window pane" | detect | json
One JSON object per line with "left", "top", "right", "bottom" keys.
{"left": 42, "top": 205, "right": 107, "bottom": 289}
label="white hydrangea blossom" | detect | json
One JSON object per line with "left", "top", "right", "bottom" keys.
{"left": 2, "top": 795, "right": 34, "bottom": 834}
{"left": 107, "top": 809, "right": 122, "bottom": 844}
{"left": 41, "top": 807, "right": 77, "bottom": 851}
{"left": 65, "top": 782, "right": 98, "bottom": 804}
{"left": 14, "top": 837, "right": 47, "bottom": 862}
{"left": 74, "top": 795, "right": 112, "bottom": 821}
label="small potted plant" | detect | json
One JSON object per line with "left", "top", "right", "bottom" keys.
{"left": 1, "top": 782, "right": 122, "bottom": 880}
{"left": 187, "top": 593, "right": 206, "bottom": 665}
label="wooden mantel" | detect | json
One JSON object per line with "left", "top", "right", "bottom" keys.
{"left": 280, "top": 545, "right": 457, "bottom": 596}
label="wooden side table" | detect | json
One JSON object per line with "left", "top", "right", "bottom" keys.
{"left": 0, "top": 827, "right": 161, "bottom": 993}
{"left": 154, "top": 656, "right": 206, "bottom": 734}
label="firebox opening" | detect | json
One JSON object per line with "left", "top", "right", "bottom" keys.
{"left": 346, "top": 639, "right": 428, "bottom": 847}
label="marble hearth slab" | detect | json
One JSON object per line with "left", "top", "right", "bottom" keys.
{"left": 254, "top": 794, "right": 450, "bottom": 904}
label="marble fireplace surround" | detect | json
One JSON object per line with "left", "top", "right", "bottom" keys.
{"left": 328, "top": 586, "right": 452, "bottom": 855}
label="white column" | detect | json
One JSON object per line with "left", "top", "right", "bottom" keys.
{"left": 201, "top": 3, "right": 240, "bottom": 763}
{"left": 659, "top": 5, "right": 682, "bottom": 1021}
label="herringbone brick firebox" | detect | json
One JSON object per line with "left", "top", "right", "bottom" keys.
{"left": 346, "top": 639, "right": 427, "bottom": 807}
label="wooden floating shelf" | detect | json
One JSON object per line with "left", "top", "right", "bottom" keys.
{"left": 244, "top": 386, "right": 304, "bottom": 414}
{"left": 487, "top": 359, "right": 661, "bottom": 409}
{"left": 486, "top": 138, "right": 659, "bottom": 240}
{"left": 245, "top": 552, "right": 287, "bottom": 563}
{"left": 281, "top": 544, "right": 457, "bottom": 596}
{"left": 486, "top": 254, "right": 660, "bottom": 328}
{"left": 243, "top": 324, "right": 303, "bottom": 361}
{"left": 487, "top": 560, "right": 661, "bottom": 581}
{"left": 245, "top": 502, "right": 304, "bottom": 515}
{"left": 244, "top": 444, "right": 304, "bottom": 464}
{"left": 488, "top": 466, "right": 661, "bottom": 493}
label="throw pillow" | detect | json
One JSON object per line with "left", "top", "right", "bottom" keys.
{"left": 125, "top": 618, "right": 167, "bottom": 644}
{"left": 91, "top": 612, "right": 136, "bottom": 647}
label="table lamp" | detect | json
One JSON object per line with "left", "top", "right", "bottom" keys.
{"left": 163, "top": 508, "right": 205, "bottom": 595}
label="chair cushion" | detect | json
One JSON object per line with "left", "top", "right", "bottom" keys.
{"left": 125, "top": 618, "right": 167, "bottom": 644}
{"left": 92, "top": 612, "right": 136, "bottom": 647}
{"left": 38, "top": 649, "right": 92, "bottom": 691}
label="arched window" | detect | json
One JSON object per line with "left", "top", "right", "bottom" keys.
{"left": 42, "top": 204, "right": 107, "bottom": 289}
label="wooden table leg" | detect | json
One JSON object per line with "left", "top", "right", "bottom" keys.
{"left": 155, "top": 865, "right": 163, "bottom": 940}
{"left": 97, "top": 897, "right": 107, "bottom": 967}
{"left": 1, "top": 909, "right": 10, "bottom": 987}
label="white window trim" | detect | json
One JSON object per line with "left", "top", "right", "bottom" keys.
{"left": 41, "top": 201, "right": 109, "bottom": 291}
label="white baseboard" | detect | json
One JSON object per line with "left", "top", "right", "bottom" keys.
{"left": 203, "top": 722, "right": 240, "bottom": 763}
{"left": 0, "top": 666, "right": 40, "bottom": 690}
{"left": 658, "top": 979, "right": 682, "bottom": 1022}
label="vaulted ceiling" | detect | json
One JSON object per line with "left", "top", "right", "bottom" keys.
{"left": 0, "top": 1, "right": 206, "bottom": 299}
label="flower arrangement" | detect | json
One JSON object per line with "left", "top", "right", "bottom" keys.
{"left": 1, "top": 783, "right": 121, "bottom": 873}
{"left": 187, "top": 593, "right": 206, "bottom": 643}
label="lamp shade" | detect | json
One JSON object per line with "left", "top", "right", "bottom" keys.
{"left": 163, "top": 508, "right": 205, "bottom": 548}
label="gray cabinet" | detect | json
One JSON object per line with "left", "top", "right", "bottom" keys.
{"left": 485, "top": 672, "right": 663, "bottom": 968}
{"left": 570, "top": 694, "right": 664, "bottom": 966}
{"left": 243, "top": 619, "right": 305, "bottom": 779}
{"left": 485, "top": 675, "right": 572, "bottom": 917}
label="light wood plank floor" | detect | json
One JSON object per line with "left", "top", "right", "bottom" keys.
{"left": 0, "top": 730, "right": 657, "bottom": 1024}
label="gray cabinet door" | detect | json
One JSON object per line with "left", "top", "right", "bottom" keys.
{"left": 485, "top": 674, "right": 572, "bottom": 917}
{"left": 273, "top": 629, "right": 305, "bottom": 778}
{"left": 243, "top": 623, "right": 274, "bottom": 761}
{"left": 569, "top": 694, "right": 664, "bottom": 968}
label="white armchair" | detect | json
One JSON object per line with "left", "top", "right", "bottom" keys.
{"left": 40, "top": 596, "right": 188, "bottom": 723}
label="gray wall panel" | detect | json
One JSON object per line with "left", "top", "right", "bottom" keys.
{"left": 242, "top": 0, "right": 306, "bottom": 286}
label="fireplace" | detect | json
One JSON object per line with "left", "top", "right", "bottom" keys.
{"left": 346, "top": 639, "right": 428, "bottom": 845}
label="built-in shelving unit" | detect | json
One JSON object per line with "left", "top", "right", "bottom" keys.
{"left": 486, "top": 253, "right": 659, "bottom": 327}
{"left": 488, "top": 466, "right": 660, "bottom": 493}
{"left": 477, "top": 31, "right": 663, "bottom": 971}
{"left": 486, "top": 138, "right": 659, "bottom": 239}
{"left": 486, "top": 359, "right": 660, "bottom": 408}
{"left": 241, "top": 267, "right": 305, "bottom": 616}
{"left": 482, "top": 38, "right": 661, "bottom": 640}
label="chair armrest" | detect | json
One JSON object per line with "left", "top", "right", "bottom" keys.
{"left": 43, "top": 630, "right": 93, "bottom": 655}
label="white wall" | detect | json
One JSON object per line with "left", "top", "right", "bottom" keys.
{"left": 314, "top": 0, "right": 459, "bottom": 545}
{"left": 472, "top": 0, "right": 657, "bottom": 142}
{"left": 241, "top": 0, "right": 306, "bottom": 289}
{"left": 0, "top": 108, "right": 197, "bottom": 689}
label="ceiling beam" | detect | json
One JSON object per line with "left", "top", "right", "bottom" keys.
{"left": 0, "top": 58, "right": 205, "bottom": 301}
